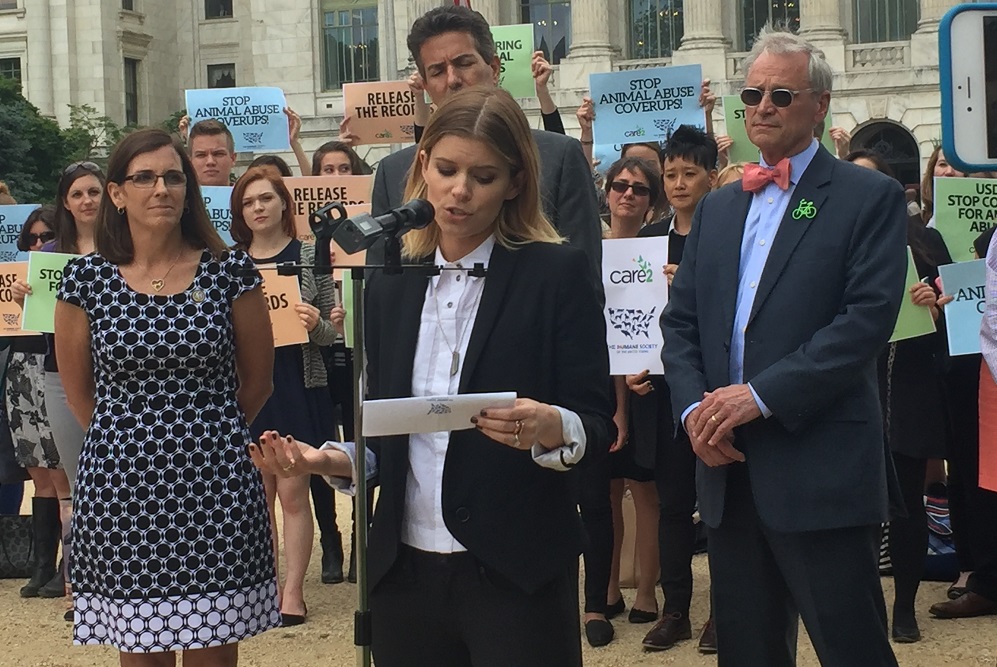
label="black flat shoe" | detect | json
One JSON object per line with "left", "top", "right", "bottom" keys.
{"left": 629, "top": 607, "right": 659, "bottom": 624}
{"left": 584, "top": 619, "right": 614, "bottom": 647}
{"left": 281, "top": 603, "right": 307, "bottom": 627}
{"left": 891, "top": 622, "right": 921, "bottom": 643}
{"left": 605, "top": 597, "right": 626, "bottom": 620}
{"left": 64, "top": 609, "right": 74, "bottom": 622}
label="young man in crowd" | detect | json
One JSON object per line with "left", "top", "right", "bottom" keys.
{"left": 188, "top": 119, "right": 236, "bottom": 186}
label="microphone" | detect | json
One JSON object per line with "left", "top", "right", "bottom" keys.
{"left": 332, "top": 199, "right": 435, "bottom": 255}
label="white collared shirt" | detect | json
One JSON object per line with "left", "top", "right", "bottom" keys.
{"left": 400, "top": 235, "right": 588, "bottom": 553}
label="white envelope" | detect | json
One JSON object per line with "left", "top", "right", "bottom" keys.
{"left": 361, "top": 392, "right": 517, "bottom": 437}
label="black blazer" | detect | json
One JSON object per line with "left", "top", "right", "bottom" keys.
{"left": 370, "top": 130, "right": 604, "bottom": 298}
{"left": 363, "top": 242, "right": 615, "bottom": 593}
{"left": 662, "top": 147, "right": 909, "bottom": 533}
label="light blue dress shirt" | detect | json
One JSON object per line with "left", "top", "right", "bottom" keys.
{"left": 681, "top": 139, "right": 821, "bottom": 429}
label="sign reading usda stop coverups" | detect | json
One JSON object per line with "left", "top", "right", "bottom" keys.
{"left": 590, "top": 64, "right": 704, "bottom": 147}
{"left": 185, "top": 87, "right": 290, "bottom": 153}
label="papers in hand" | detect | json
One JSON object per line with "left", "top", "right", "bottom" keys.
{"left": 361, "top": 392, "right": 517, "bottom": 437}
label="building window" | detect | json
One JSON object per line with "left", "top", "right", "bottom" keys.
{"left": 0, "top": 57, "right": 22, "bottom": 83}
{"left": 630, "top": 0, "right": 683, "bottom": 59}
{"left": 322, "top": 0, "right": 378, "bottom": 91}
{"left": 122, "top": 0, "right": 135, "bottom": 10}
{"left": 521, "top": 0, "right": 570, "bottom": 65}
{"left": 205, "top": 0, "right": 232, "bottom": 19}
{"left": 741, "top": 0, "right": 799, "bottom": 50}
{"left": 207, "top": 63, "right": 237, "bottom": 88}
{"left": 0, "top": 1, "right": 17, "bottom": 9}
{"left": 853, "top": 0, "right": 918, "bottom": 43}
{"left": 124, "top": 58, "right": 140, "bottom": 125}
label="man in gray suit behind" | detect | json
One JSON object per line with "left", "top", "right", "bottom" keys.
{"left": 370, "top": 5, "right": 602, "bottom": 286}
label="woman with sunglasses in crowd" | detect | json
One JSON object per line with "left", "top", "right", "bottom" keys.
{"left": 230, "top": 165, "right": 340, "bottom": 626}
{"left": 12, "top": 161, "right": 104, "bottom": 616}
{"left": 7, "top": 206, "right": 72, "bottom": 605}
{"left": 54, "top": 129, "right": 278, "bottom": 664}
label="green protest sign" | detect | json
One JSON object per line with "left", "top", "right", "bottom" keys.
{"left": 722, "top": 96, "right": 835, "bottom": 164}
{"left": 889, "top": 247, "right": 936, "bottom": 343}
{"left": 22, "top": 252, "right": 80, "bottom": 334}
{"left": 342, "top": 271, "right": 355, "bottom": 349}
{"left": 491, "top": 24, "right": 535, "bottom": 99}
{"left": 933, "top": 177, "right": 997, "bottom": 263}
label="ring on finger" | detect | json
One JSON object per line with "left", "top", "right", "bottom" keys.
{"left": 514, "top": 420, "right": 524, "bottom": 436}
{"left": 710, "top": 415, "right": 719, "bottom": 424}
{"left": 281, "top": 461, "right": 295, "bottom": 472}
{"left": 513, "top": 432, "right": 521, "bottom": 448}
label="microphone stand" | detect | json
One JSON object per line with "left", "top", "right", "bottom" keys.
{"left": 253, "top": 234, "right": 485, "bottom": 667}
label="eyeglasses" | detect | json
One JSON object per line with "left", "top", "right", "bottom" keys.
{"left": 740, "top": 87, "right": 814, "bottom": 108}
{"left": 610, "top": 181, "right": 651, "bottom": 198}
{"left": 123, "top": 170, "right": 188, "bottom": 189}
{"left": 63, "top": 161, "right": 100, "bottom": 176}
{"left": 27, "top": 232, "right": 55, "bottom": 245}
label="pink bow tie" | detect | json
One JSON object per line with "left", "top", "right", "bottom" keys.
{"left": 742, "top": 159, "right": 792, "bottom": 193}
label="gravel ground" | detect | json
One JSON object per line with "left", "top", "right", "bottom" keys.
{"left": 3, "top": 492, "right": 996, "bottom": 666}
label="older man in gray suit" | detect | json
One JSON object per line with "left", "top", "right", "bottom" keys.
{"left": 370, "top": 5, "right": 602, "bottom": 286}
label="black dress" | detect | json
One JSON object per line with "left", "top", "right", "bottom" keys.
{"left": 249, "top": 240, "right": 335, "bottom": 447}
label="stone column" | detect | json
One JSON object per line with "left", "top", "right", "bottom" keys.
{"left": 798, "top": 0, "right": 847, "bottom": 72}
{"left": 25, "top": 0, "right": 55, "bottom": 117}
{"left": 472, "top": 0, "right": 500, "bottom": 26}
{"left": 557, "top": 0, "right": 614, "bottom": 90}
{"left": 916, "top": 0, "right": 953, "bottom": 34}
{"left": 911, "top": 0, "right": 950, "bottom": 68}
{"left": 672, "top": 0, "right": 728, "bottom": 83}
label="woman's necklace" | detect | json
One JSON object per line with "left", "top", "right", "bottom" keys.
{"left": 150, "top": 246, "right": 185, "bottom": 292}
{"left": 433, "top": 271, "right": 484, "bottom": 377}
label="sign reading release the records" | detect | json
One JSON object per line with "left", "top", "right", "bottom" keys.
{"left": 602, "top": 238, "right": 669, "bottom": 375}
{"left": 185, "top": 86, "right": 290, "bottom": 153}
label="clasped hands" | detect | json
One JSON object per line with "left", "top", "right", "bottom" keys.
{"left": 684, "top": 384, "right": 761, "bottom": 467}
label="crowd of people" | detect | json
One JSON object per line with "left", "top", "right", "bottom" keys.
{"left": 1, "top": 5, "right": 996, "bottom": 667}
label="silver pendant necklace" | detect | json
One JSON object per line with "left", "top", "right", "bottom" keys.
{"left": 432, "top": 269, "right": 483, "bottom": 377}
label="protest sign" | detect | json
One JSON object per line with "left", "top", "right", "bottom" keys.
{"left": 185, "top": 87, "right": 290, "bottom": 153}
{"left": 201, "top": 186, "right": 234, "bottom": 247}
{"left": 284, "top": 176, "right": 374, "bottom": 243}
{"left": 721, "top": 96, "right": 836, "bottom": 164}
{"left": 491, "top": 24, "right": 535, "bottom": 99}
{"left": 0, "top": 205, "right": 41, "bottom": 262}
{"left": 0, "top": 262, "right": 35, "bottom": 336}
{"left": 592, "top": 144, "right": 624, "bottom": 176}
{"left": 889, "top": 247, "right": 936, "bottom": 343}
{"left": 259, "top": 265, "right": 309, "bottom": 348}
{"left": 342, "top": 81, "right": 417, "bottom": 145}
{"left": 602, "top": 237, "right": 669, "bottom": 374}
{"left": 22, "top": 252, "right": 80, "bottom": 334}
{"left": 590, "top": 65, "right": 703, "bottom": 147}
{"left": 934, "top": 177, "right": 997, "bottom": 262}
{"left": 938, "top": 259, "right": 986, "bottom": 356}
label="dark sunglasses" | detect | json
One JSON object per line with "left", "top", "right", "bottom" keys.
{"left": 610, "top": 181, "right": 651, "bottom": 198}
{"left": 63, "top": 161, "right": 101, "bottom": 176}
{"left": 740, "top": 87, "right": 814, "bottom": 108}
{"left": 26, "top": 231, "right": 55, "bottom": 245}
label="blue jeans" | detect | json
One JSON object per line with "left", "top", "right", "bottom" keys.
{"left": 0, "top": 482, "right": 24, "bottom": 514}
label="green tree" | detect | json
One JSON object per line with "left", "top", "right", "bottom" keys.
{"left": 0, "top": 77, "right": 71, "bottom": 203}
{"left": 160, "top": 109, "right": 187, "bottom": 136}
{"left": 62, "top": 103, "right": 127, "bottom": 167}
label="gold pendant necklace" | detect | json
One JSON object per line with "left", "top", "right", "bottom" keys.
{"left": 151, "top": 246, "right": 184, "bottom": 292}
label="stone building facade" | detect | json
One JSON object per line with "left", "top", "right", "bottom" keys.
{"left": 0, "top": 0, "right": 965, "bottom": 183}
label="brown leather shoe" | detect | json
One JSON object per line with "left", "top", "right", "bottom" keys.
{"left": 697, "top": 617, "right": 718, "bottom": 654}
{"left": 929, "top": 591, "right": 997, "bottom": 619}
{"left": 641, "top": 612, "right": 692, "bottom": 651}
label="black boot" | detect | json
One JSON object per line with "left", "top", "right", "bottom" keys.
{"left": 20, "top": 497, "right": 60, "bottom": 598}
{"left": 38, "top": 500, "right": 69, "bottom": 599}
{"left": 321, "top": 531, "right": 345, "bottom": 584}
{"left": 347, "top": 535, "right": 357, "bottom": 584}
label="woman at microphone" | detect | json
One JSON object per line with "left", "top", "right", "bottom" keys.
{"left": 250, "top": 85, "right": 615, "bottom": 667}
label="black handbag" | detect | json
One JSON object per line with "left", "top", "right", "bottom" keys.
{"left": 0, "top": 513, "right": 33, "bottom": 578}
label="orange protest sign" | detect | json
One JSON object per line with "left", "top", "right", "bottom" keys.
{"left": 259, "top": 266, "right": 309, "bottom": 348}
{"left": 0, "top": 262, "right": 36, "bottom": 336}
{"left": 284, "top": 176, "right": 374, "bottom": 244}
{"left": 343, "top": 81, "right": 418, "bottom": 145}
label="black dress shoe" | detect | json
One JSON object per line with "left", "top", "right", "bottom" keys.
{"left": 628, "top": 607, "right": 658, "bottom": 624}
{"left": 641, "top": 612, "right": 692, "bottom": 651}
{"left": 929, "top": 591, "right": 997, "bottom": 619}
{"left": 64, "top": 609, "right": 74, "bottom": 623}
{"left": 281, "top": 603, "right": 308, "bottom": 627}
{"left": 891, "top": 622, "right": 921, "bottom": 643}
{"left": 321, "top": 536, "right": 345, "bottom": 584}
{"left": 698, "top": 617, "right": 718, "bottom": 654}
{"left": 605, "top": 597, "right": 625, "bottom": 620}
{"left": 584, "top": 619, "right": 614, "bottom": 647}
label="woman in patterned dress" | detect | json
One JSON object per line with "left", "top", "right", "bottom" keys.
{"left": 54, "top": 128, "right": 279, "bottom": 665}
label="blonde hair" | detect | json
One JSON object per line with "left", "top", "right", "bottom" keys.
{"left": 401, "top": 86, "right": 562, "bottom": 259}
{"left": 716, "top": 163, "right": 746, "bottom": 189}
{"left": 0, "top": 181, "right": 14, "bottom": 205}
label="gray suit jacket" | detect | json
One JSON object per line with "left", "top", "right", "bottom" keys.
{"left": 370, "top": 129, "right": 603, "bottom": 291}
{"left": 662, "top": 147, "right": 908, "bottom": 533}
